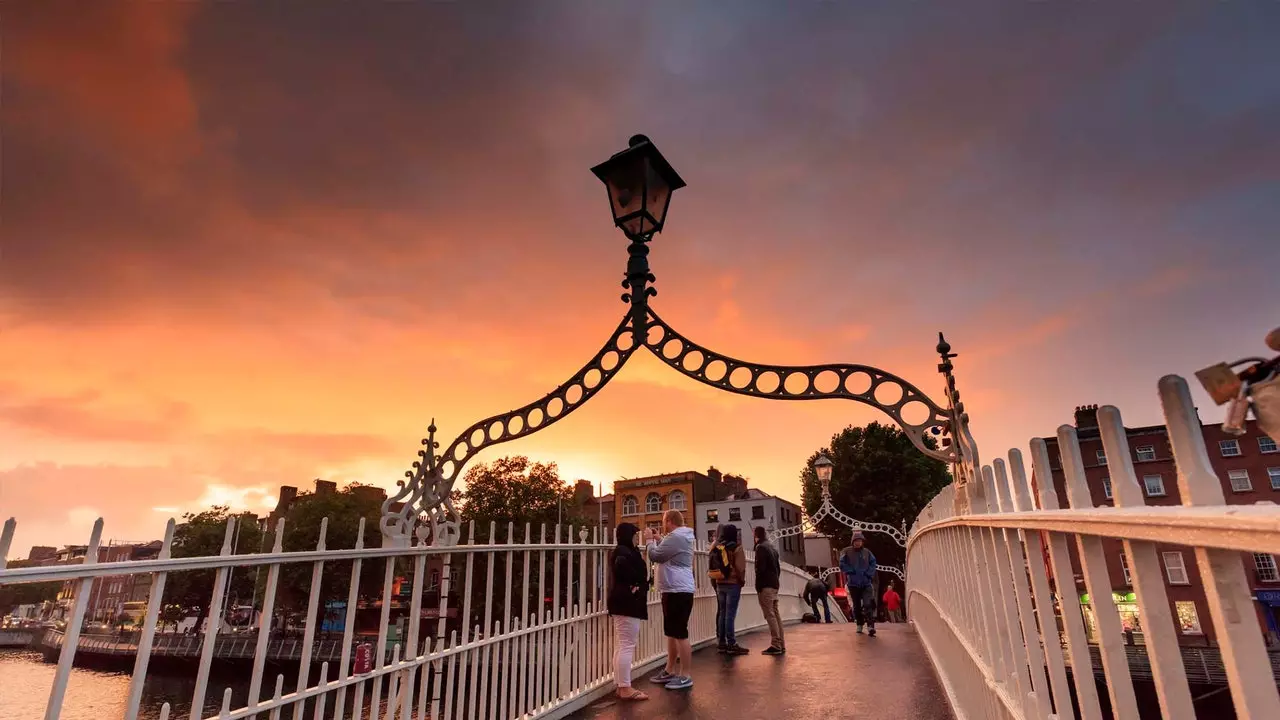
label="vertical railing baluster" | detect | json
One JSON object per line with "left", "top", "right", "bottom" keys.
{"left": 334, "top": 517, "right": 366, "bottom": 720}
{"left": 0, "top": 518, "right": 16, "bottom": 569}
{"left": 294, "top": 518, "right": 329, "bottom": 720}
{"left": 430, "top": 523, "right": 455, "bottom": 720}
{"left": 126, "top": 519, "right": 176, "bottom": 720}
{"left": 441, "top": 630, "right": 458, "bottom": 720}
{"left": 964, "top": 480, "right": 1003, "bottom": 684}
{"left": 312, "top": 663, "right": 329, "bottom": 720}
{"left": 477, "top": 521, "right": 496, "bottom": 719}
{"left": 401, "top": 537, "right": 426, "bottom": 720}
{"left": 384, "top": 644, "right": 401, "bottom": 720}
{"left": 248, "top": 518, "right": 285, "bottom": 715}
{"left": 45, "top": 518, "right": 104, "bottom": 720}
{"left": 191, "top": 516, "right": 238, "bottom": 720}
{"left": 1059, "top": 424, "right": 1140, "bottom": 717}
{"left": 370, "top": 552, "right": 396, "bottom": 720}
{"left": 1007, "top": 449, "right": 1074, "bottom": 718}
{"left": 1030, "top": 438, "right": 1103, "bottom": 719}
{"left": 501, "top": 522, "right": 515, "bottom": 720}
{"left": 1160, "top": 375, "right": 1280, "bottom": 717}
{"left": 979, "top": 466, "right": 1027, "bottom": 703}
{"left": 1097, "top": 405, "right": 1195, "bottom": 718}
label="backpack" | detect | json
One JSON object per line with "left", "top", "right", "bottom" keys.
{"left": 708, "top": 542, "right": 733, "bottom": 582}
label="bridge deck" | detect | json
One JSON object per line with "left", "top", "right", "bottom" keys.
{"left": 569, "top": 622, "right": 952, "bottom": 720}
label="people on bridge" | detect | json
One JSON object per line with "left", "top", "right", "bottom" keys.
{"left": 882, "top": 582, "right": 903, "bottom": 623}
{"left": 608, "top": 522, "right": 650, "bottom": 701}
{"left": 840, "top": 531, "right": 878, "bottom": 636}
{"left": 803, "top": 576, "right": 834, "bottom": 623}
{"left": 709, "top": 524, "right": 748, "bottom": 655}
{"left": 646, "top": 509, "right": 696, "bottom": 691}
{"left": 753, "top": 526, "right": 786, "bottom": 655}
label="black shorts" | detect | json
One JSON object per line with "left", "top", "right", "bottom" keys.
{"left": 662, "top": 592, "right": 694, "bottom": 640}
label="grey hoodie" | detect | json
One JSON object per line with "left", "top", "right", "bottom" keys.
{"left": 647, "top": 526, "right": 696, "bottom": 594}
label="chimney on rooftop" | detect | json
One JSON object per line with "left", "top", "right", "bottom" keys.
{"left": 1074, "top": 405, "right": 1100, "bottom": 429}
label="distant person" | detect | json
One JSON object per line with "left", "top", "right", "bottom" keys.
{"left": 840, "top": 531, "right": 878, "bottom": 636}
{"left": 882, "top": 583, "right": 903, "bottom": 623}
{"left": 608, "top": 523, "right": 650, "bottom": 701}
{"left": 803, "top": 576, "right": 833, "bottom": 623}
{"left": 708, "top": 524, "right": 748, "bottom": 654}
{"left": 709, "top": 523, "right": 723, "bottom": 648}
{"left": 646, "top": 510, "right": 696, "bottom": 691}
{"left": 752, "top": 526, "right": 785, "bottom": 655}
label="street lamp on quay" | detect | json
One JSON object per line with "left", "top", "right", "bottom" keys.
{"left": 379, "top": 135, "right": 978, "bottom": 549}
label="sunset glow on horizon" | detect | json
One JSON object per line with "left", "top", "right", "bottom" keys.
{"left": 3, "top": 1, "right": 1278, "bottom": 554}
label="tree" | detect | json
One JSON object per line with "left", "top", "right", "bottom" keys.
{"left": 800, "top": 422, "right": 951, "bottom": 572}
{"left": 162, "top": 506, "right": 264, "bottom": 629}
{"left": 0, "top": 560, "right": 59, "bottom": 615}
{"left": 273, "top": 484, "right": 387, "bottom": 613}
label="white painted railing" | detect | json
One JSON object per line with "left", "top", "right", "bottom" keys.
{"left": 0, "top": 518, "right": 818, "bottom": 720}
{"left": 907, "top": 375, "right": 1280, "bottom": 719}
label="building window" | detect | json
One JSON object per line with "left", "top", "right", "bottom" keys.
{"left": 706, "top": 509, "right": 718, "bottom": 523}
{"left": 1220, "top": 439, "right": 1241, "bottom": 457}
{"left": 1135, "top": 445, "right": 1156, "bottom": 462}
{"left": 1143, "top": 474, "right": 1166, "bottom": 497}
{"left": 1175, "top": 601, "right": 1202, "bottom": 634}
{"left": 1269, "top": 467, "right": 1280, "bottom": 490}
{"left": 1120, "top": 552, "right": 1131, "bottom": 584}
{"left": 645, "top": 493, "right": 661, "bottom": 513}
{"left": 1260, "top": 436, "right": 1278, "bottom": 454}
{"left": 622, "top": 496, "right": 638, "bottom": 516}
{"left": 1101, "top": 477, "right": 1113, "bottom": 499}
{"left": 707, "top": 530, "right": 716, "bottom": 545}
{"left": 1228, "top": 469, "right": 1252, "bottom": 493}
{"left": 1096, "top": 449, "right": 1107, "bottom": 465}
{"left": 669, "top": 490, "right": 687, "bottom": 511}
{"left": 1256, "top": 554, "right": 1280, "bottom": 582}
{"left": 751, "top": 505, "right": 765, "bottom": 520}
{"left": 729, "top": 508, "right": 742, "bottom": 522}
{"left": 429, "top": 570, "right": 440, "bottom": 590}
{"left": 1162, "top": 552, "right": 1189, "bottom": 585}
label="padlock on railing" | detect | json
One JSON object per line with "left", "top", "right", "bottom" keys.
{"left": 1196, "top": 326, "right": 1280, "bottom": 442}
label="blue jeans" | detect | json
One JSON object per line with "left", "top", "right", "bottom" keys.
{"left": 809, "top": 595, "right": 832, "bottom": 622}
{"left": 716, "top": 584, "right": 742, "bottom": 645}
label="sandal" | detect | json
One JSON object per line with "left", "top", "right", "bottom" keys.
{"left": 617, "top": 689, "right": 649, "bottom": 701}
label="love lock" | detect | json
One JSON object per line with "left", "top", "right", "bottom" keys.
{"left": 1197, "top": 326, "right": 1280, "bottom": 441}
{"left": 1251, "top": 373, "right": 1280, "bottom": 442}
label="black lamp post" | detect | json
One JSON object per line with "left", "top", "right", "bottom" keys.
{"left": 591, "top": 135, "right": 686, "bottom": 345}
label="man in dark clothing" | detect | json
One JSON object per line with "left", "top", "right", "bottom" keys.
{"left": 839, "top": 531, "right": 878, "bottom": 636}
{"left": 803, "top": 576, "right": 833, "bottom": 623}
{"left": 752, "top": 526, "right": 785, "bottom": 655}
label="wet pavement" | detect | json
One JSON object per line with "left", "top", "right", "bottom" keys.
{"left": 568, "top": 622, "right": 952, "bottom": 720}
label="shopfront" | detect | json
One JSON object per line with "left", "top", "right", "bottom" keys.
{"left": 1255, "top": 589, "right": 1280, "bottom": 645}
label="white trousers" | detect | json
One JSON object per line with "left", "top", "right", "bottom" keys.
{"left": 612, "top": 615, "right": 642, "bottom": 688}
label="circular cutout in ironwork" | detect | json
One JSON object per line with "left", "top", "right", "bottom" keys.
{"left": 528, "top": 407, "right": 545, "bottom": 428}
{"left": 754, "top": 370, "right": 780, "bottom": 393}
{"left": 546, "top": 397, "right": 565, "bottom": 418}
{"left": 646, "top": 325, "right": 666, "bottom": 347}
{"left": 704, "top": 359, "right": 728, "bottom": 382}
{"left": 508, "top": 415, "right": 525, "bottom": 435}
{"left": 615, "top": 332, "right": 636, "bottom": 353}
{"left": 601, "top": 351, "right": 620, "bottom": 372}
{"left": 440, "top": 460, "right": 455, "bottom": 480}
{"left": 488, "top": 420, "right": 504, "bottom": 442}
{"left": 470, "top": 428, "right": 485, "bottom": 448}
{"left": 814, "top": 370, "right": 840, "bottom": 394}
{"left": 900, "top": 400, "right": 931, "bottom": 427}
{"left": 729, "top": 366, "right": 753, "bottom": 390}
{"left": 662, "top": 338, "right": 684, "bottom": 360}
{"left": 583, "top": 368, "right": 602, "bottom": 389}
{"left": 566, "top": 385, "right": 584, "bottom": 405}
{"left": 682, "top": 349, "right": 705, "bottom": 373}
{"left": 454, "top": 443, "right": 468, "bottom": 462}
{"left": 784, "top": 371, "right": 810, "bottom": 395}
{"left": 845, "top": 371, "right": 873, "bottom": 395}
{"left": 874, "top": 381, "right": 904, "bottom": 407}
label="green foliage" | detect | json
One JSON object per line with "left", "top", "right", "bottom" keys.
{"left": 0, "top": 572, "right": 60, "bottom": 615}
{"left": 800, "top": 422, "right": 951, "bottom": 570}
{"left": 162, "top": 506, "right": 264, "bottom": 623}
{"left": 273, "top": 484, "right": 387, "bottom": 611}
{"left": 458, "top": 456, "right": 589, "bottom": 538}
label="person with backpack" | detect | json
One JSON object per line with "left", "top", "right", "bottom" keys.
{"left": 752, "top": 526, "right": 785, "bottom": 655}
{"left": 607, "top": 523, "right": 650, "bottom": 701}
{"left": 839, "top": 531, "right": 878, "bottom": 636}
{"left": 708, "top": 524, "right": 748, "bottom": 655}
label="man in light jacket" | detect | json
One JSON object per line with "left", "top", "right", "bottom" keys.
{"left": 645, "top": 510, "right": 696, "bottom": 691}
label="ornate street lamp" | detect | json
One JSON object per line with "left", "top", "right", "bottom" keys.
{"left": 591, "top": 135, "right": 686, "bottom": 344}
{"left": 813, "top": 454, "right": 834, "bottom": 497}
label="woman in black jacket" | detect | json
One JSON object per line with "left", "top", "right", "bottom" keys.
{"left": 608, "top": 522, "right": 649, "bottom": 701}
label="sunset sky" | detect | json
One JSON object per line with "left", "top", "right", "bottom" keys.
{"left": 3, "top": 1, "right": 1278, "bottom": 554}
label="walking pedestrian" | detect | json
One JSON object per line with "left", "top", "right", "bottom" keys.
{"left": 646, "top": 510, "right": 696, "bottom": 691}
{"left": 839, "top": 531, "right": 878, "bottom": 636}
{"left": 803, "top": 576, "right": 833, "bottom": 623}
{"left": 708, "top": 524, "right": 748, "bottom": 655}
{"left": 752, "top": 526, "right": 785, "bottom": 655}
{"left": 882, "top": 582, "right": 903, "bottom": 623}
{"left": 607, "top": 523, "right": 650, "bottom": 701}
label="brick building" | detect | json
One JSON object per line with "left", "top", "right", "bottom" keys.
{"left": 614, "top": 467, "right": 747, "bottom": 534}
{"left": 1033, "top": 405, "right": 1280, "bottom": 647}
